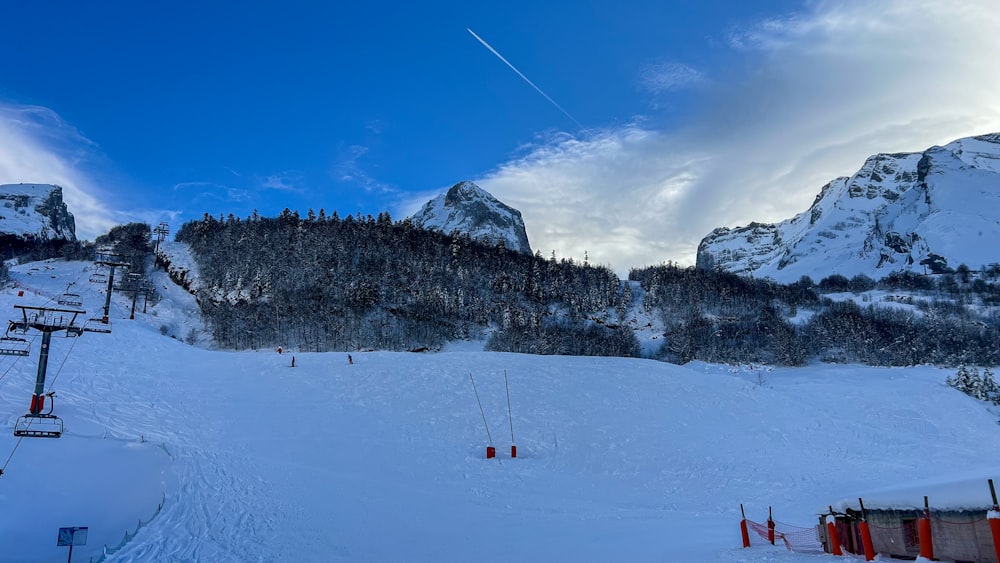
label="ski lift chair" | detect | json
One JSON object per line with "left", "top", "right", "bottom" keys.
{"left": 83, "top": 317, "right": 112, "bottom": 334}
{"left": 0, "top": 335, "right": 30, "bottom": 356}
{"left": 57, "top": 293, "right": 83, "bottom": 307}
{"left": 14, "top": 392, "right": 63, "bottom": 438}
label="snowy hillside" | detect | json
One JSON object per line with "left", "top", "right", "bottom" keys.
{"left": 697, "top": 133, "right": 1000, "bottom": 283}
{"left": 0, "top": 183, "right": 76, "bottom": 241}
{"left": 1, "top": 259, "right": 999, "bottom": 562}
{"left": 410, "top": 181, "right": 532, "bottom": 254}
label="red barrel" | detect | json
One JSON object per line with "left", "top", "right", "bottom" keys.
{"left": 486, "top": 446, "right": 496, "bottom": 459}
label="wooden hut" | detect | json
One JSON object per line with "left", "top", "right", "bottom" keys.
{"left": 817, "top": 476, "right": 1000, "bottom": 562}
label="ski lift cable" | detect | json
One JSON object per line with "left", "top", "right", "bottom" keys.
{"left": 44, "top": 331, "right": 81, "bottom": 392}
{"left": 0, "top": 349, "right": 27, "bottom": 387}
{"left": 55, "top": 272, "right": 88, "bottom": 307}
{"left": 29, "top": 266, "right": 90, "bottom": 310}
{"left": 0, "top": 435, "right": 26, "bottom": 476}
{"left": 0, "top": 322, "right": 42, "bottom": 387}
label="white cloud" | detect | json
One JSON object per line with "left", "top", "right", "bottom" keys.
{"left": 0, "top": 104, "right": 116, "bottom": 240}
{"left": 173, "top": 181, "right": 251, "bottom": 205}
{"left": 332, "top": 145, "right": 394, "bottom": 194}
{"left": 638, "top": 61, "right": 705, "bottom": 94}
{"left": 475, "top": 0, "right": 1000, "bottom": 276}
{"left": 258, "top": 171, "right": 302, "bottom": 192}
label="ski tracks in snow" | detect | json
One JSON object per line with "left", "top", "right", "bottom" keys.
{"left": 73, "top": 338, "right": 283, "bottom": 561}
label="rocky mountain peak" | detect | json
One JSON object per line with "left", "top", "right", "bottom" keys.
{"left": 410, "top": 181, "right": 532, "bottom": 254}
{"left": 696, "top": 134, "right": 1000, "bottom": 282}
{"left": 0, "top": 183, "right": 77, "bottom": 242}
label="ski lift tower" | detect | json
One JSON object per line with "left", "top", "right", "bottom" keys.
{"left": 152, "top": 222, "right": 169, "bottom": 269}
{"left": 119, "top": 273, "right": 154, "bottom": 320}
{"left": 94, "top": 251, "right": 129, "bottom": 324}
{"left": 8, "top": 305, "right": 86, "bottom": 438}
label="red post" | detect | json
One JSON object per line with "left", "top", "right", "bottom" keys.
{"left": 739, "top": 504, "right": 750, "bottom": 548}
{"left": 510, "top": 445, "right": 517, "bottom": 458}
{"left": 767, "top": 518, "right": 775, "bottom": 545}
{"left": 859, "top": 521, "right": 875, "bottom": 561}
{"left": 988, "top": 481, "right": 1000, "bottom": 563}
{"left": 486, "top": 446, "right": 496, "bottom": 459}
{"left": 918, "top": 517, "right": 933, "bottom": 559}
{"left": 918, "top": 496, "right": 933, "bottom": 561}
{"left": 988, "top": 511, "right": 1000, "bottom": 563}
{"left": 826, "top": 519, "right": 843, "bottom": 556}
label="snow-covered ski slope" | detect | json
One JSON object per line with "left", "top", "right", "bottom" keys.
{"left": 1, "top": 259, "right": 999, "bottom": 562}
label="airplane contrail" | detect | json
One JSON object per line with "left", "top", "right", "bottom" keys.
{"left": 467, "top": 28, "right": 583, "bottom": 129}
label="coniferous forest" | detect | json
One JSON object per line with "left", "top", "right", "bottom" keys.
{"left": 173, "top": 212, "right": 638, "bottom": 356}
{"left": 631, "top": 265, "right": 1000, "bottom": 366}
{"left": 151, "top": 214, "right": 1000, "bottom": 367}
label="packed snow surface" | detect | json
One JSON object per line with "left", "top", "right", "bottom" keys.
{"left": 1, "top": 259, "right": 999, "bottom": 562}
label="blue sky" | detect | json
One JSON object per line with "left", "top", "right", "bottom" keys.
{"left": 2, "top": 1, "right": 999, "bottom": 274}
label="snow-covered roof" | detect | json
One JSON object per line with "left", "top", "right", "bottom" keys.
{"left": 830, "top": 473, "right": 1000, "bottom": 513}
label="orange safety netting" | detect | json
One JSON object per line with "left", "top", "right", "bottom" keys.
{"left": 746, "top": 519, "right": 825, "bottom": 554}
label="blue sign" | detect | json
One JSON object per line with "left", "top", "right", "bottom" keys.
{"left": 57, "top": 527, "right": 88, "bottom": 547}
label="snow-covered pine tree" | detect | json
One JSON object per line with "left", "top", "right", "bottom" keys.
{"left": 947, "top": 365, "right": 973, "bottom": 395}
{"left": 982, "top": 367, "right": 1000, "bottom": 405}
{"left": 968, "top": 367, "right": 986, "bottom": 401}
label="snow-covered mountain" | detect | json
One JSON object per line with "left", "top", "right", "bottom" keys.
{"left": 410, "top": 180, "right": 531, "bottom": 254}
{"left": 0, "top": 183, "right": 76, "bottom": 242}
{"left": 696, "top": 133, "right": 1000, "bottom": 283}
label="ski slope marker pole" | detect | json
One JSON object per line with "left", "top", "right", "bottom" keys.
{"left": 504, "top": 370, "right": 516, "bottom": 458}
{"left": 469, "top": 373, "right": 494, "bottom": 458}
{"left": 739, "top": 503, "right": 750, "bottom": 548}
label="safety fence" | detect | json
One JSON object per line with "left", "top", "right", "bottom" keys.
{"left": 88, "top": 492, "right": 166, "bottom": 563}
{"left": 741, "top": 485, "right": 1000, "bottom": 563}
{"left": 744, "top": 517, "right": 824, "bottom": 554}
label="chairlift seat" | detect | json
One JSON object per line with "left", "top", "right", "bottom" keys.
{"left": 83, "top": 318, "right": 112, "bottom": 334}
{"left": 57, "top": 293, "right": 83, "bottom": 307}
{"left": 14, "top": 413, "right": 63, "bottom": 438}
{"left": 0, "top": 336, "right": 30, "bottom": 356}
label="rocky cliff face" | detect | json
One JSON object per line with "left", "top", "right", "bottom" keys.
{"left": 410, "top": 181, "right": 532, "bottom": 254}
{"left": 0, "top": 183, "right": 77, "bottom": 241}
{"left": 696, "top": 134, "right": 1000, "bottom": 282}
